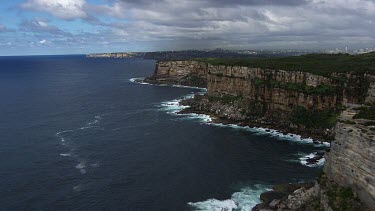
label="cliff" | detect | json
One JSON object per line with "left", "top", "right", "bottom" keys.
{"left": 324, "top": 105, "right": 375, "bottom": 208}
{"left": 144, "top": 60, "right": 208, "bottom": 87}
{"left": 144, "top": 58, "right": 375, "bottom": 210}
{"left": 147, "top": 60, "right": 373, "bottom": 140}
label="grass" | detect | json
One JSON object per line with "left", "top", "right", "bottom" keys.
{"left": 194, "top": 52, "right": 375, "bottom": 76}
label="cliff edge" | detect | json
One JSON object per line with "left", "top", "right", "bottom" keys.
{"left": 144, "top": 55, "right": 375, "bottom": 210}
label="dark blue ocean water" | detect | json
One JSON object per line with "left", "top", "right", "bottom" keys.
{"left": 0, "top": 56, "right": 323, "bottom": 211}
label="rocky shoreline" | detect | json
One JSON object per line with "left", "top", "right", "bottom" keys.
{"left": 179, "top": 94, "right": 330, "bottom": 145}
{"left": 138, "top": 58, "right": 375, "bottom": 210}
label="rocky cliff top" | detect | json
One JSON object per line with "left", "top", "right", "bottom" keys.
{"left": 195, "top": 52, "right": 375, "bottom": 77}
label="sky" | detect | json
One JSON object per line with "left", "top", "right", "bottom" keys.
{"left": 0, "top": 0, "right": 375, "bottom": 55}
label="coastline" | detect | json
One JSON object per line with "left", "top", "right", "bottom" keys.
{"left": 130, "top": 57, "right": 374, "bottom": 210}
{"left": 130, "top": 78, "right": 328, "bottom": 166}
{"left": 130, "top": 77, "right": 329, "bottom": 210}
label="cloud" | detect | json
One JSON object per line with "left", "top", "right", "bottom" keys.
{"left": 21, "top": 0, "right": 87, "bottom": 20}
{"left": 0, "top": 24, "right": 8, "bottom": 32}
{"left": 11, "top": 0, "right": 375, "bottom": 53}
{"left": 20, "top": 18, "right": 71, "bottom": 35}
{"left": 39, "top": 39, "right": 46, "bottom": 44}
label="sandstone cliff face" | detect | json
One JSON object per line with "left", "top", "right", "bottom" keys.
{"left": 324, "top": 106, "right": 375, "bottom": 208}
{"left": 366, "top": 82, "right": 375, "bottom": 103}
{"left": 144, "top": 61, "right": 208, "bottom": 87}
{"left": 147, "top": 60, "right": 375, "bottom": 209}
{"left": 149, "top": 60, "right": 373, "bottom": 139}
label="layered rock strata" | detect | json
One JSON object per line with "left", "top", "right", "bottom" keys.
{"left": 324, "top": 104, "right": 375, "bottom": 208}
{"left": 146, "top": 60, "right": 373, "bottom": 140}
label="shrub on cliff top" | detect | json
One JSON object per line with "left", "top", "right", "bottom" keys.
{"left": 353, "top": 106, "right": 375, "bottom": 120}
{"left": 195, "top": 52, "right": 375, "bottom": 76}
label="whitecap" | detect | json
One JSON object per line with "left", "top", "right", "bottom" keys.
{"left": 188, "top": 199, "right": 237, "bottom": 211}
{"left": 207, "top": 122, "right": 329, "bottom": 147}
{"left": 76, "top": 161, "right": 87, "bottom": 174}
{"left": 129, "top": 77, "right": 207, "bottom": 90}
{"left": 158, "top": 93, "right": 196, "bottom": 114}
{"left": 188, "top": 184, "right": 270, "bottom": 211}
{"left": 60, "top": 153, "right": 71, "bottom": 157}
{"left": 90, "top": 163, "right": 99, "bottom": 168}
{"left": 73, "top": 184, "right": 83, "bottom": 192}
{"left": 56, "top": 129, "right": 74, "bottom": 136}
{"left": 182, "top": 113, "right": 213, "bottom": 122}
{"left": 79, "top": 126, "right": 97, "bottom": 130}
{"left": 299, "top": 152, "right": 325, "bottom": 167}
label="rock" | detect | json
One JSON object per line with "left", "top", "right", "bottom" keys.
{"left": 260, "top": 191, "right": 286, "bottom": 204}
{"left": 148, "top": 60, "right": 375, "bottom": 209}
{"left": 283, "top": 187, "right": 315, "bottom": 210}
{"left": 324, "top": 114, "right": 375, "bottom": 208}
{"left": 269, "top": 199, "right": 280, "bottom": 208}
{"left": 149, "top": 60, "right": 374, "bottom": 140}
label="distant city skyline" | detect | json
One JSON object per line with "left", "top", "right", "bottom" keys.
{"left": 1, "top": 0, "right": 375, "bottom": 56}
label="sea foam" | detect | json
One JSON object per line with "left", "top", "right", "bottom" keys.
{"left": 56, "top": 114, "right": 103, "bottom": 174}
{"left": 129, "top": 77, "right": 207, "bottom": 90}
{"left": 188, "top": 184, "right": 270, "bottom": 211}
{"left": 299, "top": 152, "right": 325, "bottom": 167}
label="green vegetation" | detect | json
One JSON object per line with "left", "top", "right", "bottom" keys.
{"left": 318, "top": 174, "right": 365, "bottom": 211}
{"left": 353, "top": 106, "right": 375, "bottom": 120}
{"left": 241, "top": 100, "right": 266, "bottom": 117}
{"left": 254, "top": 78, "right": 335, "bottom": 95}
{"left": 326, "top": 186, "right": 363, "bottom": 211}
{"left": 183, "top": 75, "right": 206, "bottom": 87}
{"left": 195, "top": 52, "right": 375, "bottom": 76}
{"left": 292, "top": 106, "right": 339, "bottom": 129}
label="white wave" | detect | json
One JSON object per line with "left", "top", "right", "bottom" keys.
{"left": 134, "top": 76, "right": 329, "bottom": 147}
{"left": 158, "top": 93, "right": 195, "bottom": 114}
{"left": 299, "top": 152, "right": 325, "bottom": 167}
{"left": 79, "top": 126, "right": 97, "bottom": 130}
{"left": 189, "top": 199, "right": 237, "bottom": 211}
{"left": 159, "top": 92, "right": 329, "bottom": 147}
{"left": 60, "top": 153, "right": 71, "bottom": 157}
{"left": 56, "top": 129, "right": 74, "bottom": 136}
{"left": 90, "top": 163, "right": 99, "bottom": 168}
{"left": 73, "top": 184, "right": 83, "bottom": 192}
{"left": 88, "top": 119, "right": 99, "bottom": 125}
{"left": 208, "top": 123, "right": 330, "bottom": 147}
{"left": 76, "top": 161, "right": 87, "bottom": 174}
{"left": 129, "top": 77, "right": 207, "bottom": 90}
{"left": 183, "top": 113, "right": 213, "bottom": 122}
{"left": 188, "top": 184, "right": 270, "bottom": 211}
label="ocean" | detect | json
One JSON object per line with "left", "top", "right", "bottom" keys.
{"left": 0, "top": 55, "right": 325, "bottom": 210}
